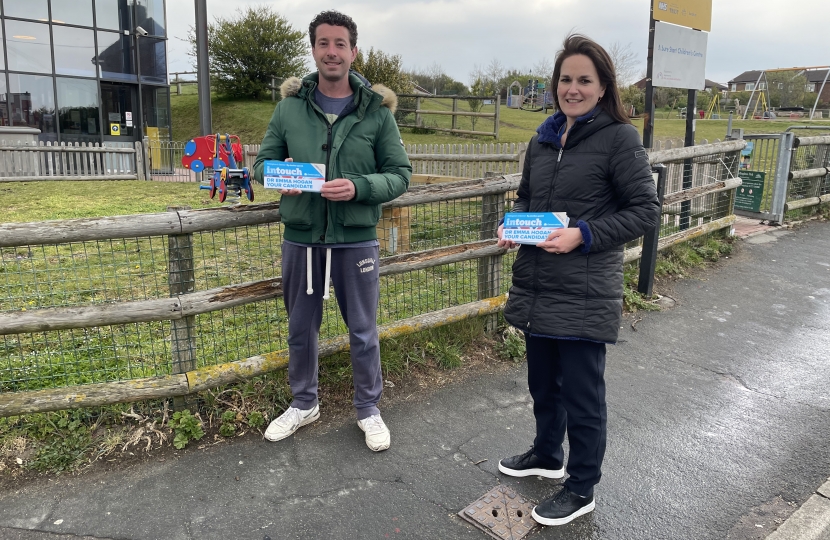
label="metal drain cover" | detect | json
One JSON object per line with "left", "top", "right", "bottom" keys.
{"left": 458, "top": 485, "right": 539, "bottom": 539}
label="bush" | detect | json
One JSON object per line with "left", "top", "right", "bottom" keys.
{"left": 190, "top": 6, "right": 307, "bottom": 99}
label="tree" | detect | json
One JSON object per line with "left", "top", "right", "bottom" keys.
{"left": 765, "top": 71, "right": 808, "bottom": 108}
{"left": 351, "top": 47, "right": 413, "bottom": 96}
{"left": 467, "top": 78, "right": 495, "bottom": 130}
{"left": 607, "top": 42, "right": 640, "bottom": 87}
{"left": 189, "top": 6, "right": 307, "bottom": 99}
{"left": 619, "top": 85, "right": 645, "bottom": 116}
{"left": 533, "top": 58, "right": 555, "bottom": 81}
{"left": 486, "top": 58, "right": 506, "bottom": 93}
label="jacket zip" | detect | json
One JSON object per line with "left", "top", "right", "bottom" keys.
{"left": 529, "top": 145, "right": 564, "bottom": 330}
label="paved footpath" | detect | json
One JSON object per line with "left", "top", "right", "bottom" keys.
{"left": 1, "top": 221, "right": 829, "bottom": 540}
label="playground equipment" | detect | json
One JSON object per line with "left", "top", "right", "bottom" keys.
{"left": 519, "top": 79, "right": 551, "bottom": 112}
{"left": 705, "top": 94, "right": 723, "bottom": 119}
{"left": 182, "top": 134, "right": 253, "bottom": 203}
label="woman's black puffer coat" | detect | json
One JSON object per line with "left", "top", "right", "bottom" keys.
{"left": 503, "top": 109, "right": 659, "bottom": 344}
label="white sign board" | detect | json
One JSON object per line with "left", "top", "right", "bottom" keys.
{"left": 652, "top": 21, "right": 708, "bottom": 90}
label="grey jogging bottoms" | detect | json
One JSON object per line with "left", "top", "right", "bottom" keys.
{"left": 281, "top": 241, "right": 382, "bottom": 420}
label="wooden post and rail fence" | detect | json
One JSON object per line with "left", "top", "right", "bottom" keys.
{"left": 0, "top": 140, "right": 750, "bottom": 418}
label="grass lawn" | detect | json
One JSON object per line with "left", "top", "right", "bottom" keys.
{"left": 172, "top": 92, "right": 830, "bottom": 147}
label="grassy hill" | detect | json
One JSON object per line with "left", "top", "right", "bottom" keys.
{"left": 171, "top": 92, "right": 830, "bottom": 147}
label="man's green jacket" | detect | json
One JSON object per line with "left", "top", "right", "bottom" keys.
{"left": 253, "top": 73, "right": 412, "bottom": 244}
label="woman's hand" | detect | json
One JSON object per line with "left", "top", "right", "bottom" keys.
{"left": 537, "top": 228, "right": 584, "bottom": 254}
{"left": 496, "top": 224, "right": 518, "bottom": 249}
{"left": 278, "top": 158, "right": 302, "bottom": 196}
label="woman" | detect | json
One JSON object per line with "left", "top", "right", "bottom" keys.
{"left": 496, "top": 34, "right": 659, "bottom": 526}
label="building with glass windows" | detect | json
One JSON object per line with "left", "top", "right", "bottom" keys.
{"left": 0, "top": 0, "right": 170, "bottom": 145}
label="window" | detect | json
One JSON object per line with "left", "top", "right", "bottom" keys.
{"left": 731, "top": 83, "right": 737, "bottom": 91}
{"left": 3, "top": 0, "right": 49, "bottom": 21}
{"left": 7, "top": 73, "right": 57, "bottom": 141}
{"left": 138, "top": 37, "right": 167, "bottom": 84}
{"left": 778, "top": 83, "right": 784, "bottom": 90}
{"left": 758, "top": 82, "right": 766, "bottom": 90}
{"left": 5, "top": 20, "right": 53, "bottom": 74}
{"left": 745, "top": 83, "right": 755, "bottom": 91}
{"left": 135, "top": 0, "right": 165, "bottom": 37}
{"left": 806, "top": 83, "right": 816, "bottom": 92}
{"left": 51, "top": 0, "right": 94, "bottom": 27}
{"left": 95, "top": 0, "right": 134, "bottom": 32}
{"left": 56, "top": 77, "right": 100, "bottom": 143}
{"left": 96, "top": 31, "right": 136, "bottom": 81}
{"left": 53, "top": 26, "right": 96, "bottom": 77}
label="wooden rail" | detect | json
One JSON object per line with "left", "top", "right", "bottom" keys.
{"left": 0, "top": 141, "right": 750, "bottom": 417}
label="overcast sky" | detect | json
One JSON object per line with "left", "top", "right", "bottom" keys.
{"left": 166, "top": 0, "right": 829, "bottom": 87}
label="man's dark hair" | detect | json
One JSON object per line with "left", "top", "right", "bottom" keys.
{"left": 551, "top": 34, "right": 631, "bottom": 125}
{"left": 309, "top": 10, "right": 358, "bottom": 48}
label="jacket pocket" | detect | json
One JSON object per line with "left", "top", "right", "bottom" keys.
{"left": 279, "top": 194, "right": 313, "bottom": 230}
{"left": 341, "top": 202, "right": 381, "bottom": 227}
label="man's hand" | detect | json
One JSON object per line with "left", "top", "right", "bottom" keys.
{"left": 537, "top": 227, "right": 584, "bottom": 254}
{"left": 320, "top": 178, "right": 356, "bottom": 201}
{"left": 496, "top": 224, "right": 518, "bottom": 249}
{"left": 278, "top": 158, "right": 302, "bottom": 196}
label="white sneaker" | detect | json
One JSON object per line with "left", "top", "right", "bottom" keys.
{"left": 357, "top": 414, "right": 391, "bottom": 452}
{"left": 264, "top": 405, "right": 320, "bottom": 442}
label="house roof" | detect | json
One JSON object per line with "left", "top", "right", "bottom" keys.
{"left": 728, "top": 68, "right": 830, "bottom": 85}
{"left": 728, "top": 70, "right": 763, "bottom": 84}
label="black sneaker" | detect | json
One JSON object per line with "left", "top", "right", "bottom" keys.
{"left": 531, "top": 486, "right": 595, "bottom": 526}
{"left": 498, "top": 447, "right": 564, "bottom": 479}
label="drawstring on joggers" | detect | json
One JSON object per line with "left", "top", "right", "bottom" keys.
{"left": 306, "top": 247, "right": 332, "bottom": 300}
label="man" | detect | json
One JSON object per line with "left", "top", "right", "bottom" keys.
{"left": 254, "top": 10, "right": 411, "bottom": 451}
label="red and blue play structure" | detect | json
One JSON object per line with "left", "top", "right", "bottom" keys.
{"left": 181, "top": 134, "right": 253, "bottom": 202}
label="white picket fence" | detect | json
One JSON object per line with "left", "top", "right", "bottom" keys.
{"left": 0, "top": 141, "right": 144, "bottom": 182}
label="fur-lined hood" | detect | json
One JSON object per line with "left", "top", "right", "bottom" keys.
{"left": 279, "top": 76, "right": 398, "bottom": 114}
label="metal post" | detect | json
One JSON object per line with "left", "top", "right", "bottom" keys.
{"left": 134, "top": 35, "right": 144, "bottom": 142}
{"left": 680, "top": 89, "right": 696, "bottom": 230}
{"left": 642, "top": 11, "right": 656, "bottom": 149}
{"left": 769, "top": 132, "right": 795, "bottom": 224}
{"left": 194, "top": 0, "right": 212, "bottom": 136}
{"left": 638, "top": 164, "right": 667, "bottom": 297}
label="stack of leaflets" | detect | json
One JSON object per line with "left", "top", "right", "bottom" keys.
{"left": 502, "top": 212, "right": 569, "bottom": 244}
{"left": 263, "top": 161, "right": 326, "bottom": 192}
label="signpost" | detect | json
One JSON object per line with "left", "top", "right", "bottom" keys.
{"left": 652, "top": 0, "right": 712, "bottom": 31}
{"left": 643, "top": 0, "right": 712, "bottom": 231}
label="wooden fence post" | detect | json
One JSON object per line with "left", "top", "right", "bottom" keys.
{"left": 134, "top": 141, "right": 145, "bottom": 180}
{"left": 167, "top": 206, "right": 197, "bottom": 411}
{"left": 415, "top": 96, "right": 422, "bottom": 127}
{"left": 494, "top": 94, "right": 501, "bottom": 140}
{"left": 478, "top": 172, "right": 505, "bottom": 333}
{"left": 452, "top": 97, "right": 458, "bottom": 132}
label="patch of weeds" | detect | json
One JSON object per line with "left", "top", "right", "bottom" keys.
{"left": 623, "top": 267, "right": 660, "bottom": 313}
{"left": 27, "top": 411, "right": 92, "bottom": 473}
{"left": 692, "top": 236, "right": 733, "bottom": 261}
{"left": 168, "top": 410, "right": 204, "bottom": 449}
{"left": 219, "top": 411, "right": 237, "bottom": 437}
{"left": 497, "top": 326, "right": 526, "bottom": 362}
{"left": 247, "top": 411, "right": 265, "bottom": 429}
{"left": 427, "top": 341, "right": 463, "bottom": 370}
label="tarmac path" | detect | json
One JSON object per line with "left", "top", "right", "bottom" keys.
{"left": 0, "top": 220, "right": 828, "bottom": 540}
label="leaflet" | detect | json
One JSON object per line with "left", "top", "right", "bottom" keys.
{"left": 263, "top": 161, "right": 326, "bottom": 192}
{"left": 502, "top": 212, "right": 569, "bottom": 244}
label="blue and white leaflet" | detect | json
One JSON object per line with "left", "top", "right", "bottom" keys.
{"left": 502, "top": 212, "right": 569, "bottom": 244}
{"left": 263, "top": 161, "right": 326, "bottom": 192}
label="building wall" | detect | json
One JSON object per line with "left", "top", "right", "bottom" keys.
{"left": 0, "top": 0, "right": 170, "bottom": 144}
